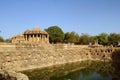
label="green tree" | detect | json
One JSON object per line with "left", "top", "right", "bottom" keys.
{"left": 92, "top": 36, "right": 99, "bottom": 44}
{"left": 0, "top": 36, "right": 4, "bottom": 42}
{"left": 64, "top": 31, "right": 79, "bottom": 44}
{"left": 79, "top": 33, "right": 91, "bottom": 45}
{"left": 108, "top": 33, "right": 120, "bottom": 46}
{"left": 89, "top": 36, "right": 96, "bottom": 44}
{"left": 45, "top": 26, "right": 64, "bottom": 43}
{"left": 5, "top": 38, "right": 12, "bottom": 43}
{"left": 98, "top": 33, "right": 108, "bottom": 45}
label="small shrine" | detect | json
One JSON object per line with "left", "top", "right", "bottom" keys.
{"left": 12, "top": 27, "right": 49, "bottom": 44}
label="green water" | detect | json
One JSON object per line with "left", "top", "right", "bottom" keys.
{"left": 22, "top": 61, "right": 120, "bottom": 80}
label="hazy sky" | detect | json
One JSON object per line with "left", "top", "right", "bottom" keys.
{"left": 0, "top": 0, "right": 120, "bottom": 39}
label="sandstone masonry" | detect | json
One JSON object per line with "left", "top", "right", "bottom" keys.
{"left": 12, "top": 27, "right": 49, "bottom": 44}
{"left": 0, "top": 43, "right": 120, "bottom": 80}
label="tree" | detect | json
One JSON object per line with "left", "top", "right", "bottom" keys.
{"left": 45, "top": 26, "right": 64, "bottom": 43}
{"left": 5, "top": 38, "right": 12, "bottom": 43}
{"left": 0, "top": 36, "right": 4, "bottom": 42}
{"left": 64, "top": 31, "right": 79, "bottom": 44}
{"left": 98, "top": 33, "right": 108, "bottom": 45}
{"left": 79, "top": 33, "right": 91, "bottom": 45}
{"left": 108, "top": 33, "right": 120, "bottom": 46}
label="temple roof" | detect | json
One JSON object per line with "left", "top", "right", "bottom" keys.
{"left": 23, "top": 27, "right": 48, "bottom": 35}
{"left": 12, "top": 34, "right": 24, "bottom": 38}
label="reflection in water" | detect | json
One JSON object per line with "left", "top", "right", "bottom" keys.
{"left": 111, "top": 63, "right": 120, "bottom": 80}
{"left": 21, "top": 61, "right": 120, "bottom": 80}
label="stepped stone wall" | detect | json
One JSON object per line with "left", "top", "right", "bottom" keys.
{"left": 0, "top": 43, "right": 120, "bottom": 80}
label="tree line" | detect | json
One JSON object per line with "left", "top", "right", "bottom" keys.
{"left": 0, "top": 37, "right": 11, "bottom": 42}
{"left": 45, "top": 26, "right": 120, "bottom": 46}
{"left": 0, "top": 26, "right": 120, "bottom": 46}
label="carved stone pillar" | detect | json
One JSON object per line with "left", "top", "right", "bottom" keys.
{"left": 29, "top": 34, "right": 31, "bottom": 42}
{"left": 46, "top": 35, "right": 49, "bottom": 44}
{"left": 38, "top": 34, "right": 39, "bottom": 42}
{"left": 33, "top": 34, "right": 34, "bottom": 42}
{"left": 42, "top": 35, "right": 45, "bottom": 43}
{"left": 39, "top": 34, "right": 40, "bottom": 43}
{"left": 27, "top": 34, "right": 29, "bottom": 42}
{"left": 25, "top": 34, "right": 27, "bottom": 41}
{"left": 46, "top": 35, "right": 48, "bottom": 43}
{"left": 41, "top": 34, "right": 43, "bottom": 43}
{"left": 36, "top": 34, "right": 38, "bottom": 42}
{"left": 44, "top": 35, "right": 46, "bottom": 43}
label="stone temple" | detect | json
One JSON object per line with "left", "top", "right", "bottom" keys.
{"left": 12, "top": 27, "right": 49, "bottom": 44}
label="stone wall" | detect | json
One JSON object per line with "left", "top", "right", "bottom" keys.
{"left": 0, "top": 43, "right": 120, "bottom": 79}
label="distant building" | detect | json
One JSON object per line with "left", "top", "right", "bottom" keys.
{"left": 12, "top": 27, "right": 49, "bottom": 44}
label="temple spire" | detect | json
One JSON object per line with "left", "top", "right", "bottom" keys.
{"left": 33, "top": 26, "right": 41, "bottom": 31}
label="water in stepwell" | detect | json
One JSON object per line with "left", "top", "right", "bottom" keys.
{"left": 22, "top": 61, "right": 120, "bottom": 80}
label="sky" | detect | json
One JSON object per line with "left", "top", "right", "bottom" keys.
{"left": 0, "top": 0, "right": 120, "bottom": 39}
